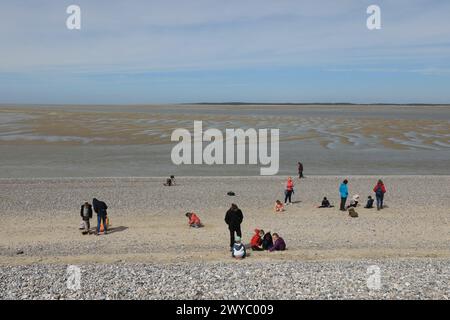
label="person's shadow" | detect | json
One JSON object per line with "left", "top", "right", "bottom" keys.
{"left": 106, "top": 226, "right": 128, "bottom": 234}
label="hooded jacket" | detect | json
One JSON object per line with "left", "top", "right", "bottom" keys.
{"left": 250, "top": 229, "right": 262, "bottom": 247}
{"left": 339, "top": 183, "right": 349, "bottom": 198}
{"left": 373, "top": 183, "right": 387, "bottom": 195}
{"left": 225, "top": 208, "right": 243, "bottom": 230}
{"left": 92, "top": 198, "right": 108, "bottom": 216}
{"left": 262, "top": 232, "right": 273, "bottom": 250}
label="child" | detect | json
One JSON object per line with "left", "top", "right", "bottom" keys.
{"left": 262, "top": 231, "right": 273, "bottom": 250}
{"left": 269, "top": 233, "right": 286, "bottom": 252}
{"left": 232, "top": 236, "right": 246, "bottom": 259}
{"left": 274, "top": 200, "right": 285, "bottom": 212}
{"left": 80, "top": 201, "right": 93, "bottom": 234}
{"left": 347, "top": 194, "right": 360, "bottom": 209}
{"left": 364, "top": 196, "right": 374, "bottom": 209}
{"left": 318, "top": 197, "right": 333, "bottom": 208}
{"left": 250, "top": 229, "right": 264, "bottom": 251}
{"left": 185, "top": 212, "right": 202, "bottom": 228}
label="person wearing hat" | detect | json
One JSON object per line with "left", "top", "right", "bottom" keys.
{"left": 231, "top": 236, "right": 246, "bottom": 259}
{"left": 225, "top": 203, "right": 244, "bottom": 251}
{"left": 347, "top": 194, "right": 360, "bottom": 209}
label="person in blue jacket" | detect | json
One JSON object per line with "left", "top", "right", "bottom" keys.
{"left": 339, "top": 179, "right": 349, "bottom": 211}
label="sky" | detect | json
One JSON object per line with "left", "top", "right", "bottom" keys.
{"left": 0, "top": 0, "right": 450, "bottom": 104}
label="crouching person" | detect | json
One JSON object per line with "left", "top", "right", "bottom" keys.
{"left": 186, "top": 212, "right": 203, "bottom": 228}
{"left": 80, "top": 202, "right": 93, "bottom": 234}
{"left": 232, "top": 236, "right": 246, "bottom": 259}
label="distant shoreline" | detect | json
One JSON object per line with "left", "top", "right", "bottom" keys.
{"left": 1, "top": 102, "right": 450, "bottom": 107}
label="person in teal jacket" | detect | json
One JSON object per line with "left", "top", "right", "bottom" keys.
{"left": 339, "top": 179, "right": 349, "bottom": 211}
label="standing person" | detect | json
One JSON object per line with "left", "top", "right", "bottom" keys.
{"left": 224, "top": 203, "right": 244, "bottom": 251}
{"left": 80, "top": 202, "right": 93, "bottom": 234}
{"left": 284, "top": 177, "right": 294, "bottom": 205}
{"left": 373, "top": 179, "right": 387, "bottom": 210}
{"left": 92, "top": 198, "right": 108, "bottom": 235}
{"left": 297, "top": 162, "right": 304, "bottom": 178}
{"left": 339, "top": 179, "right": 349, "bottom": 211}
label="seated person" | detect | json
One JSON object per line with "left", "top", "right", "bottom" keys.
{"left": 364, "top": 196, "right": 375, "bottom": 209}
{"left": 250, "top": 229, "right": 264, "bottom": 251}
{"left": 185, "top": 212, "right": 203, "bottom": 228}
{"left": 262, "top": 231, "right": 273, "bottom": 250}
{"left": 347, "top": 194, "right": 360, "bottom": 209}
{"left": 232, "top": 236, "right": 246, "bottom": 259}
{"left": 163, "top": 175, "right": 175, "bottom": 186}
{"left": 274, "top": 200, "right": 285, "bottom": 212}
{"left": 318, "top": 197, "right": 334, "bottom": 208}
{"left": 269, "top": 233, "right": 286, "bottom": 252}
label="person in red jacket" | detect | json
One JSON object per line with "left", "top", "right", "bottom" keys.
{"left": 185, "top": 212, "right": 203, "bottom": 228}
{"left": 373, "top": 179, "right": 387, "bottom": 211}
{"left": 250, "top": 229, "right": 264, "bottom": 251}
{"left": 284, "top": 177, "right": 294, "bottom": 205}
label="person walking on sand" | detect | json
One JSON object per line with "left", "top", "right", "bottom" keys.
{"left": 297, "top": 162, "right": 304, "bottom": 179}
{"left": 80, "top": 201, "right": 93, "bottom": 234}
{"left": 93, "top": 198, "right": 108, "bottom": 235}
{"left": 225, "top": 203, "right": 244, "bottom": 251}
{"left": 284, "top": 177, "right": 294, "bottom": 205}
{"left": 339, "top": 179, "right": 349, "bottom": 211}
{"left": 373, "top": 179, "right": 387, "bottom": 210}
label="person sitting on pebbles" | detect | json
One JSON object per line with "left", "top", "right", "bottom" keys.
{"left": 250, "top": 229, "right": 264, "bottom": 251}
{"left": 347, "top": 194, "right": 360, "bottom": 209}
{"left": 185, "top": 212, "right": 203, "bottom": 228}
{"left": 274, "top": 200, "right": 285, "bottom": 213}
{"left": 232, "top": 236, "right": 246, "bottom": 259}
{"left": 364, "top": 196, "right": 375, "bottom": 209}
{"left": 163, "top": 175, "right": 176, "bottom": 186}
{"left": 269, "top": 233, "right": 286, "bottom": 252}
{"left": 318, "top": 197, "right": 334, "bottom": 208}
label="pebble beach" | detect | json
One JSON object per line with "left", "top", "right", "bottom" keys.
{"left": 1, "top": 175, "right": 449, "bottom": 299}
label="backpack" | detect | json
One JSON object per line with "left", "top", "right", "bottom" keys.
{"left": 348, "top": 207, "right": 358, "bottom": 218}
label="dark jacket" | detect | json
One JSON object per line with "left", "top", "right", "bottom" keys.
{"left": 80, "top": 204, "right": 93, "bottom": 220}
{"left": 92, "top": 198, "right": 108, "bottom": 216}
{"left": 224, "top": 208, "right": 243, "bottom": 230}
{"left": 262, "top": 232, "right": 273, "bottom": 250}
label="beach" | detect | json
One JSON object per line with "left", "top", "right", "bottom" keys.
{"left": 1, "top": 175, "right": 449, "bottom": 299}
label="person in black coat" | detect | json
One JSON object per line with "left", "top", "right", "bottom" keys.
{"left": 224, "top": 203, "right": 244, "bottom": 250}
{"left": 92, "top": 198, "right": 108, "bottom": 235}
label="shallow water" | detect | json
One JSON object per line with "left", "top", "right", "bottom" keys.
{"left": 0, "top": 104, "right": 449, "bottom": 177}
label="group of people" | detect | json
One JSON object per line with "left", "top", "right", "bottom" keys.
{"left": 338, "top": 179, "right": 387, "bottom": 212}
{"left": 79, "top": 198, "right": 109, "bottom": 235}
{"left": 224, "top": 203, "right": 287, "bottom": 259}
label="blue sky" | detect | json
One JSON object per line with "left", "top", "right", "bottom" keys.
{"left": 1, "top": 0, "right": 450, "bottom": 104}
